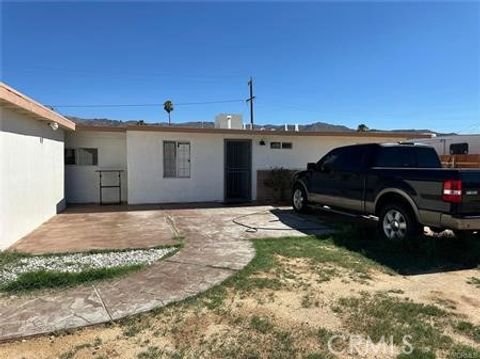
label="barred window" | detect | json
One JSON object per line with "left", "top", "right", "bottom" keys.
{"left": 163, "top": 141, "right": 191, "bottom": 178}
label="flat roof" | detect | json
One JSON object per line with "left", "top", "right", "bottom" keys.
{"left": 76, "top": 123, "right": 432, "bottom": 139}
{"left": 0, "top": 82, "right": 76, "bottom": 131}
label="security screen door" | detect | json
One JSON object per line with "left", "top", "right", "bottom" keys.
{"left": 224, "top": 139, "right": 252, "bottom": 202}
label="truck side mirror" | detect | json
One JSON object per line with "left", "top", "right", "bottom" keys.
{"left": 307, "top": 162, "right": 317, "bottom": 171}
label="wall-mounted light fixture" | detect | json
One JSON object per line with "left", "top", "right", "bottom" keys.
{"left": 259, "top": 139, "right": 266, "bottom": 146}
{"left": 48, "top": 122, "right": 59, "bottom": 131}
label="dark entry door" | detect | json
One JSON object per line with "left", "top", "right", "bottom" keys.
{"left": 225, "top": 140, "right": 252, "bottom": 202}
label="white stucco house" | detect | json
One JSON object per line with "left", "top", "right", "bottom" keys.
{"left": 1, "top": 82, "right": 431, "bottom": 249}
{"left": 0, "top": 83, "right": 75, "bottom": 249}
{"left": 66, "top": 124, "right": 429, "bottom": 205}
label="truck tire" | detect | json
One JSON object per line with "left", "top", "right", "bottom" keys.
{"left": 292, "top": 185, "right": 309, "bottom": 213}
{"left": 378, "top": 202, "right": 421, "bottom": 241}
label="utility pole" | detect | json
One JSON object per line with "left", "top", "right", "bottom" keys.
{"left": 246, "top": 77, "right": 255, "bottom": 129}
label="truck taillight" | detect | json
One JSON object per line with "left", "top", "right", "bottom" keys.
{"left": 442, "top": 180, "right": 463, "bottom": 203}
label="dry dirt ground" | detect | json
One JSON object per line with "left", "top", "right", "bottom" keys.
{"left": 1, "top": 234, "right": 480, "bottom": 359}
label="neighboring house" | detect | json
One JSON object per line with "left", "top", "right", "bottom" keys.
{"left": 0, "top": 83, "right": 75, "bottom": 249}
{"left": 66, "top": 124, "right": 431, "bottom": 205}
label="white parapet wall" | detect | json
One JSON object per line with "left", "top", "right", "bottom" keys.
{"left": 0, "top": 107, "right": 65, "bottom": 249}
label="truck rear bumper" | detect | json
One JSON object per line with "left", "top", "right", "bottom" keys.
{"left": 440, "top": 214, "right": 480, "bottom": 231}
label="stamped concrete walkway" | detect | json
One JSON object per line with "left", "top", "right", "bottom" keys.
{"left": 0, "top": 205, "right": 330, "bottom": 341}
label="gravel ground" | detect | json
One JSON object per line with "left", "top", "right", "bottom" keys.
{"left": 0, "top": 247, "right": 177, "bottom": 285}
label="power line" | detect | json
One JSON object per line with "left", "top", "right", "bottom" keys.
{"left": 48, "top": 99, "right": 245, "bottom": 108}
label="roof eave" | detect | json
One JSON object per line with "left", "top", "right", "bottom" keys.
{"left": 0, "top": 82, "right": 76, "bottom": 131}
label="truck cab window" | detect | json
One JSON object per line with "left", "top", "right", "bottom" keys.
{"left": 415, "top": 147, "right": 441, "bottom": 168}
{"left": 375, "top": 147, "right": 416, "bottom": 168}
{"left": 335, "top": 146, "right": 368, "bottom": 171}
{"left": 317, "top": 150, "right": 339, "bottom": 171}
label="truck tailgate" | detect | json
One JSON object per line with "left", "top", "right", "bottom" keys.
{"left": 458, "top": 170, "right": 480, "bottom": 215}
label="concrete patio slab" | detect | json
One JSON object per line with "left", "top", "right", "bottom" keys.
{"left": 10, "top": 210, "right": 178, "bottom": 254}
{"left": 0, "top": 205, "right": 331, "bottom": 341}
{"left": 0, "top": 286, "right": 110, "bottom": 341}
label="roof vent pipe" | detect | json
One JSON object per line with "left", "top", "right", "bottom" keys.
{"left": 295, "top": 124, "right": 299, "bottom": 132}
{"left": 227, "top": 115, "right": 232, "bottom": 129}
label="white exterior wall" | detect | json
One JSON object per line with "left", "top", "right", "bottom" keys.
{"left": 65, "top": 131, "right": 127, "bottom": 203}
{"left": 127, "top": 131, "right": 224, "bottom": 203}
{"left": 127, "top": 130, "right": 409, "bottom": 204}
{"left": 0, "top": 107, "right": 65, "bottom": 249}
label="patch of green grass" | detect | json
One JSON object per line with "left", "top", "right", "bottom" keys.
{"left": 59, "top": 342, "right": 94, "bottom": 359}
{"left": 0, "top": 250, "right": 30, "bottom": 267}
{"left": 202, "top": 315, "right": 301, "bottom": 359}
{"left": 304, "top": 353, "right": 331, "bottom": 359}
{"left": 301, "top": 293, "right": 319, "bottom": 308}
{"left": 334, "top": 292, "right": 452, "bottom": 353}
{"left": 200, "top": 285, "right": 228, "bottom": 310}
{"left": 453, "top": 321, "right": 480, "bottom": 343}
{"left": 447, "top": 344, "right": 480, "bottom": 359}
{"left": 0, "top": 265, "right": 143, "bottom": 293}
{"left": 227, "top": 234, "right": 385, "bottom": 292}
{"left": 397, "top": 348, "right": 436, "bottom": 359}
{"left": 329, "top": 224, "right": 480, "bottom": 275}
{"left": 0, "top": 245, "right": 181, "bottom": 294}
{"left": 467, "top": 277, "right": 480, "bottom": 289}
{"left": 249, "top": 315, "right": 274, "bottom": 334}
{"left": 137, "top": 346, "right": 163, "bottom": 359}
{"left": 122, "top": 317, "right": 152, "bottom": 337}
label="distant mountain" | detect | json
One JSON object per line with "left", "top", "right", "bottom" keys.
{"left": 253, "top": 122, "right": 354, "bottom": 132}
{"left": 67, "top": 116, "right": 214, "bottom": 128}
{"left": 68, "top": 117, "right": 444, "bottom": 135}
{"left": 371, "top": 128, "right": 456, "bottom": 136}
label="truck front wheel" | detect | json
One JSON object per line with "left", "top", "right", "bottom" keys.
{"left": 378, "top": 203, "right": 421, "bottom": 240}
{"left": 292, "top": 185, "right": 309, "bottom": 213}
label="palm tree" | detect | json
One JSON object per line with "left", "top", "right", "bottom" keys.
{"left": 357, "top": 124, "right": 369, "bottom": 132}
{"left": 163, "top": 100, "right": 174, "bottom": 125}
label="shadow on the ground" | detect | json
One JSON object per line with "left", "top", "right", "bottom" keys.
{"left": 275, "top": 207, "right": 480, "bottom": 276}
{"left": 330, "top": 222, "right": 480, "bottom": 275}
{"left": 265, "top": 208, "right": 332, "bottom": 235}
{"left": 64, "top": 201, "right": 278, "bottom": 214}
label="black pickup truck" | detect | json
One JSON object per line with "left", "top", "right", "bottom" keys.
{"left": 292, "top": 143, "right": 480, "bottom": 240}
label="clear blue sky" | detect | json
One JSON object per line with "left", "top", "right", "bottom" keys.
{"left": 2, "top": 1, "right": 479, "bottom": 133}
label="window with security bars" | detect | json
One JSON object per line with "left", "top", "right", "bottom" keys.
{"left": 163, "top": 141, "right": 191, "bottom": 178}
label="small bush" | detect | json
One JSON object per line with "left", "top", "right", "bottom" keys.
{"left": 263, "top": 167, "right": 295, "bottom": 201}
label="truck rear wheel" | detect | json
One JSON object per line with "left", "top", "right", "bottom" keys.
{"left": 378, "top": 203, "right": 421, "bottom": 241}
{"left": 292, "top": 185, "right": 309, "bottom": 213}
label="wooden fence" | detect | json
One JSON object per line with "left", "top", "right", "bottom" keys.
{"left": 440, "top": 154, "right": 480, "bottom": 168}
